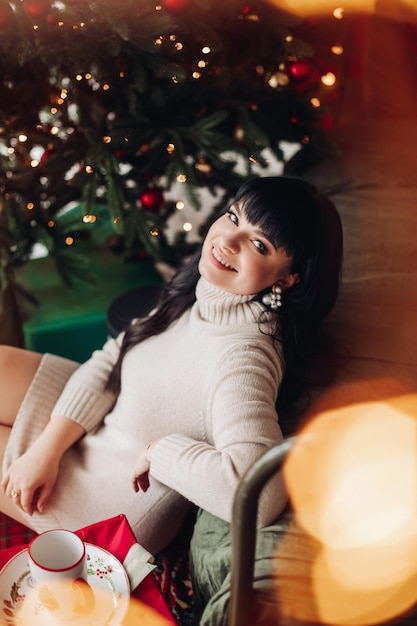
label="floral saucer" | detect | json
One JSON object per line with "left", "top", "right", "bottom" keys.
{"left": 0, "top": 543, "right": 130, "bottom": 625}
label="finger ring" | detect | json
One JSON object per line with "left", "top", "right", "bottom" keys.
{"left": 10, "top": 489, "right": 21, "bottom": 499}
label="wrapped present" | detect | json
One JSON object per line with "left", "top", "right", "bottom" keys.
{"left": 14, "top": 207, "right": 163, "bottom": 362}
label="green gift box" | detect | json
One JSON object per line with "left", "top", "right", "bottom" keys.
{"left": 15, "top": 208, "right": 163, "bottom": 363}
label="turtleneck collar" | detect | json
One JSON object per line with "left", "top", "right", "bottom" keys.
{"left": 194, "top": 276, "right": 273, "bottom": 327}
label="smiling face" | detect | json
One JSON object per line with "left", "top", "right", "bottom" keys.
{"left": 198, "top": 202, "right": 299, "bottom": 296}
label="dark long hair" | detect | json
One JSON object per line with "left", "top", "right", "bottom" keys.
{"left": 106, "top": 176, "right": 343, "bottom": 412}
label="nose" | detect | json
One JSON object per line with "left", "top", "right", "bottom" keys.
{"left": 220, "top": 232, "right": 239, "bottom": 254}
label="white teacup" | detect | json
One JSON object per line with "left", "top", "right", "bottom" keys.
{"left": 28, "top": 529, "right": 95, "bottom": 620}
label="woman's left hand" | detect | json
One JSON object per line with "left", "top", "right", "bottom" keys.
{"left": 131, "top": 442, "right": 157, "bottom": 493}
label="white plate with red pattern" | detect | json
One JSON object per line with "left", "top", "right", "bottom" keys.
{"left": 0, "top": 543, "right": 130, "bottom": 625}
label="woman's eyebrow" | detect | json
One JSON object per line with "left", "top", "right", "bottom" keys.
{"left": 234, "top": 202, "right": 278, "bottom": 249}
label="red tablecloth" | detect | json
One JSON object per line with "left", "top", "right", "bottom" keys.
{"left": 0, "top": 514, "right": 176, "bottom": 624}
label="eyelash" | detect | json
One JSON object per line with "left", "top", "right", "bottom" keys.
{"left": 226, "top": 210, "right": 268, "bottom": 255}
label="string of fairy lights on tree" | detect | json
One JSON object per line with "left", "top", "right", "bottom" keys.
{"left": 0, "top": 0, "right": 348, "bottom": 283}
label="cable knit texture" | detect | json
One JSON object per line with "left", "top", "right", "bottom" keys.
{"left": 3, "top": 277, "right": 286, "bottom": 554}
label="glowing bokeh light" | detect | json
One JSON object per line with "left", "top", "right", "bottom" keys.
{"left": 282, "top": 388, "right": 417, "bottom": 624}
{"left": 285, "top": 393, "right": 417, "bottom": 549}
{"left": 265, "top": 0, "right": 417, "bottom": 20}
{"left": 313, "top": 548, "right": 417, "bottom": 625}
{"left": 15, "top": 585, "right": 169, "bottom": 625}
{"left": 265, "top": 0, "right": 373, "bottom": 16}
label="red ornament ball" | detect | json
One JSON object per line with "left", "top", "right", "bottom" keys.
{"left": 38, "top": 147, "right": 55, "bottom": 171}
{"left": 162, "top": 0, "right": 190, "bottom": 13}
{"left": 140, "top": 188, "right": 164, "bottom": 211}
{"left": 288, "top": 58, "right": 312, "bottom": 83}
{"left": 46, "top": 11, "right": 59, "bottom": 26}
{"left": 40, "top": 147, "right": 54, "bottom": 162}
{"left": 0, "top": 1, "right": 13, "bottom": 28}
{"left": 23, "top": 0, "right": 50, "bottom": 19}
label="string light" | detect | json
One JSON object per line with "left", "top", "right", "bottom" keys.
{"left": 65, "top": 236, "right": 74, "bottom": 245}
{"left": 83, "top": 214, "right": 97, "bottom": 223}
{"left": 268, "top": 72, "right": 289, "bottom": 88}
{"left": 321, "top": 71, "right": 337, "bottom": 86}
{"left": 242, "top": 13, "right": 259, "bottom": 22}
{"left": 0, "top": 0, "right": 343, "bottom": 276}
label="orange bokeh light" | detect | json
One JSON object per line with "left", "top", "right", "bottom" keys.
{"left": 265, "top": 0, "right": 417, "bottom": 20}
{"left": 313, "top": 548, "right": 417, "bottom": 625}
{"left": 283, "top": 387, "right": 417, "bottom": 624}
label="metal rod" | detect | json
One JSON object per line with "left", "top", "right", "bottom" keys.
{"left": 228, "top": 437, "right": 296, "bottom": 626}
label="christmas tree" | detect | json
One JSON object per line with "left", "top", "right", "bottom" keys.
{"left": 0, "top": 0, "right": 341, "bottom": 345}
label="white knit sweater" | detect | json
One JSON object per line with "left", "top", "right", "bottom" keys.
{"left": 4, "top": 277, "right": 287, "bottom": 554}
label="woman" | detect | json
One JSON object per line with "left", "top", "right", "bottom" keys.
{"left": 0, "top": 176, "right": 343, "bottom": 555}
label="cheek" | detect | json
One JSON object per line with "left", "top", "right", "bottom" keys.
{"left": 203, "top": 223, "right": 218, "bottom": 244}
{"left": 256, "top": 265, "right": 280, "bottom": 289}
{"left": 245, "top": 263, "right": 271, "bottom": 290}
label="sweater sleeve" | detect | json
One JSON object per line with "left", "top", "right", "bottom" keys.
{"left": 50, "top": 333, "right": 123, "bottom": 431}
{"left": 149, "top": 341, "right": 287, "bottom": 526}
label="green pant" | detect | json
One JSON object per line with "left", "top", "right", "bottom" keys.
{"left": 189, "top": 508, "right": 293, "bottom": 626}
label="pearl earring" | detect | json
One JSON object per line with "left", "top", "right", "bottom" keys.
{"left": 262, "top": 285, "right": 282, "bottom": 310}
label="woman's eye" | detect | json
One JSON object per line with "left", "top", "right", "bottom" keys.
{"left": 253, "top": 239, "right": 267, "bottom": 255}
{"left": 227, "top": 211, "right": 238, "bottom": 225}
